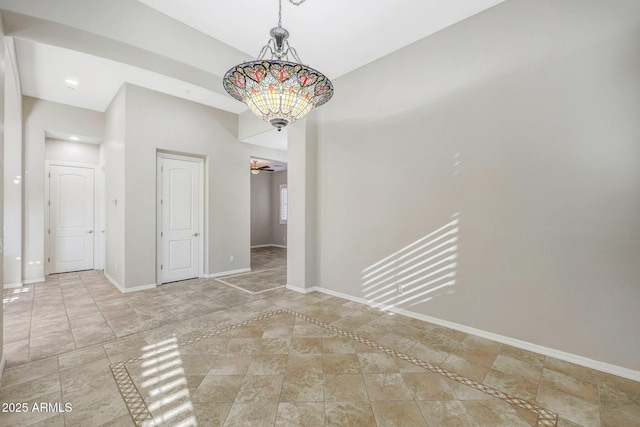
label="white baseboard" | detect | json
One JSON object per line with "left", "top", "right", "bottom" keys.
{"left": 3, "top": 282, "right": 23, "bottom": 289}
{"left": 104, "top": 272, "right": 123, "bottom": 292}
{"left": 123, "top": 283, "right": 157, "bottom": 293}
{"left": 104, "top": 273, "right": 157, "bottom": 294}
{"left": 205, "top": 268, "right": 251, "bottom": 278}
{"left": 251, "top": 244, "right": 287, "bottom": 249}
{"left": 286, "top": 284, "right": 318, "bottom": 294}
{"left": 0, "top": 353, "right": 6, "bottom": 382}
{"left": 292, "top": 286, "right": 640, "bottom": 382}
{"left": 4, "top": 277, "right": 47, "bottom": 288}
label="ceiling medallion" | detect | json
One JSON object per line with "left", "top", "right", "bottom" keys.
{"left": 223, "top": 0, "right": 333, "bottom": 131}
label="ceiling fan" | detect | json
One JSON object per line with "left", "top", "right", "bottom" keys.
{"left": 251, "top": 159, "right": 274, "bottom": 175}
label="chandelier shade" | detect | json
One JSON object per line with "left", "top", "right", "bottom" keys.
{"left": 224, "top": 60, "right": 333, "bottom": 130}
{"left": 223, "top": 0, "right": 333, "bottom": 131}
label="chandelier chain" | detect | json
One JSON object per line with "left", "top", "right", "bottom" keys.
{"left": 278, "top": 0, "right": 282, "bottom": 27}
{"left": 278, "top": 0, "right": 308, "bottom": 27}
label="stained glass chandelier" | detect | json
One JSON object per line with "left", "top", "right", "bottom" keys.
{"left": 223, "top": 0, "right": 333, "bottom": 131}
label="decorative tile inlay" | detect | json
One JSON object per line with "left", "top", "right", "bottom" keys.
{"left": 111, "top": 309, "right": 558, "bottom": 427}
{"left": 111, "top": 362, "right": 152, "bottom": 425}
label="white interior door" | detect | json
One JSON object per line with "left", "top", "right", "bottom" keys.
{"left": 160, "top": 157, "right": 201, "bottom": 283}
{"left": 49, "top": 164, "right": 95, "bottom": 273}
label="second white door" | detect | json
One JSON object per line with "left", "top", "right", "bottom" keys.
{"left": 159, "top": 156, "right": 202, "bottom": 283}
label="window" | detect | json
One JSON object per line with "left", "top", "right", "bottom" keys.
{"left": 280, "top": 184, "right": 288, "bottom": 224}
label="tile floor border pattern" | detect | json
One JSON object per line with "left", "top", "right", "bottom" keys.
{"left": 296, "top": 310, "right": 558, "bottom": 427}
{"left": 111, "top": 309, "right": 558, "bottom": 427}
{"left": 111, "top": 310, "right": 279, "bottom": 425}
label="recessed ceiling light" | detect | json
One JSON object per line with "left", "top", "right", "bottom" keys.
{"left": 65, "top": 79, "right": 78, "bottom": 86}
{"left": 69, "top": 136, "right": 80, "bottom": 141}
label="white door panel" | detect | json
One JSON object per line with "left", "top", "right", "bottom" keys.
{"left": 50, "top": 165, "right": 95, "bottom": 273}
{"left": 160, "top": 157, "right": 201, "bottom": 283}
{"left": 169, "top": 169, "right": 193, "bottom": 231}
{"left": 169, "top": 240, "right": 193, "bottom": 270}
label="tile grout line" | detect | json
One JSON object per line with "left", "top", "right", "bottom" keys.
{"left": 596, "top": 370, "right": 604, "bottom": 426}
{"left": 534, "top": 358, "right": 547, "bottom": 421}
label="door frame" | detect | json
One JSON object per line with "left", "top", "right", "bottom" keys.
{"left": 156, "top": 151, "right": 206, "bottom": 284}
{"left": 45, "top": 161, "right": 100, "bottom": 276}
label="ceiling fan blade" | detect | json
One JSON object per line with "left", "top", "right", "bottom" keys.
{"left": 264, "top": 168, "right": 275, "bottom": 171}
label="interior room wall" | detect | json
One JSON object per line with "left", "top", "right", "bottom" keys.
{"left": 120, "top": 83, "right": 286, "bottom": 289}
{"left": 102, "top": 86, "right": 126, "bottom": 288}
{"left": 286, "top": 120, "right": 314, "bottom": 291}
{"left": 3, "top": 38, "right": 22, "bottom": 288}
{"left": 44, "top": 138, "right": 100, "bottom": 165}
{"left": 270, "top": 170, "right": 287, "bottom": 247}
{"left": 22, "top": 97, "right": 105, "bottom": 283}
{"left": 250, "top": 172, "right": 272, "bottom": 247}
{"left": 314, "top": 0, "right": 640, "bottom": 373}
{"left": 0, "top": 14, "right": 6, "bottom": 373}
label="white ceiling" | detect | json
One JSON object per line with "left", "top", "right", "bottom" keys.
{"left": 15, "top": 38, "right": 244, "bottom": 114}
{"left": 13, "top": 0, "right": 504, "bottom": 147}
{"left": 136, "top": 0, "right": 505, "bottom": 78}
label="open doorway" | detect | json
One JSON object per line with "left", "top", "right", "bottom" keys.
{"left": 246, "top": 157, "right": 287, "bottom": 290}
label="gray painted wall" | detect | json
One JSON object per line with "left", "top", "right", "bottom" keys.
{"left": 45, "top": 138, "right": 100, "bottom": 165}
{"left": 0, "top": 16, "right": 6, "bottom": 371}
{"left": 314, "top": 0, "right": 640, "bottom": 371}
{"left": 102, "top": 86, "right": 127, "bottom": 287}
{"left": 3, "top": 38, "right": 22, "bottom": 288}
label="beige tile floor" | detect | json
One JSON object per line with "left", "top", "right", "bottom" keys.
{"left": 1, "top": 247, "right": 639, "bottom": 426}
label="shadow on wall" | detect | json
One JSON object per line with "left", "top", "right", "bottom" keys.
{"left": 362, "top": 214, "right": 459, "bottom": 310}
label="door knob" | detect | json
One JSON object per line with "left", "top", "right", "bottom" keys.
{"left": 87, "top": 230, "right": 94, "bottom": 234}
{"left": 193, "top": 233, "right": 199, "bottom": 237}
